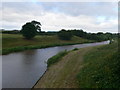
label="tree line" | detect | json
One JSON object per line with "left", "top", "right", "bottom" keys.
{"left": 58, "top": 29, "right": 119, "bottom": 41}
{"left": 1, "top": 20, "right": 119, "bottom": 41}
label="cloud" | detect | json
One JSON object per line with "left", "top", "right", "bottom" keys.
{"left": 1, "top": 2, "right": 118, "bottom": 33}
{"left": 39, "top": 2, "right": 118, "bottom": 17}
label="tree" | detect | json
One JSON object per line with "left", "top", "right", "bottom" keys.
{"left": 21, "top": 22, "right": 37, "bottom": 39}
{"left": 97, "top": 32, "right": 104, "bottom": 35}
{"left": 31, "top": 20, "right": 42, "bottom": 32}
{"left": 70, "top": 29, "right": 87, "bottom": 38}
{"left": 58, "top": 29, "right": 72, "bottom": 40}
{"left": 21, "top": 21, "right": 41, "bottom": 39}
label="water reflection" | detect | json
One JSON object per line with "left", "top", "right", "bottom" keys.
{"left": 22, "top": 50, "right": 37, "bottom": 65}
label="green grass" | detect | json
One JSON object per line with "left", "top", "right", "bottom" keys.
{"left": 72, "top": 48, "right": 79, "bottom": 51}
{"left": 77, "top": 41, "right": 119, "bottom": 88}
{"left": 47, "top": 48, "right": 80, "bottom": 67}
{"left": 47, "top": 50, "right": 68, "bottom": 67}
{"left": 1, "top": 34, "right": 94, "bottom": 54}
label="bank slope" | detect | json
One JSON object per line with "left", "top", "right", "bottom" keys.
{"left": 2, "top": 34, "right": 93, "bottom": 54}
{"left": 77, "top": 42, "right": 119, "bottom": 88}
{"left": 34, "top": 42, "right": 119, "bottom": 88}
{"left": 34, "top": 47, "right": 94, "bottom": 88}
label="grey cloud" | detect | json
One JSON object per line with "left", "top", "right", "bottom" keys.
{"left": 39, "top": 2, "right": 117, "bottom": 17}
{"left": 2, "top": 2, "right": 45, "bottom": 18}
{"left": 2, "top": 2, "right": 117, "bottom": 19}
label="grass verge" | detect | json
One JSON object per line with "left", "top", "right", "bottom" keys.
{"left": 34, "top": 47, "right": 88, "bottom": 88}
{"left": 34, "top": 40, "right": 119, "bottom": 88}
{"left": 47, "top": 47, "right": 80, "bottom": 67}
{"left": 77, "top": 42, "right": 119, "bottom": 88}
{"left": 47, "top": 50, "right": 68, "bottom": 67}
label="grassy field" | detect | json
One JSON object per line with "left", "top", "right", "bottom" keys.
{"left": 34, "top": 40, "right": 119, "bottom": 88}
{"left": 1, "top": 34, "right": 93, "bottom": 54}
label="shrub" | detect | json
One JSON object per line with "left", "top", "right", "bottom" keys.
{"left": 58, "top": 29, "right": 72, "bottom": 40}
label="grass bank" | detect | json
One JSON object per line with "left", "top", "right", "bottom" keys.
{"left": 47, "top": 48, "right": 79, "bottom": 67}
{"left": 1, "top": 34, "right": 94, "bottom": 55}
{"left": 77, "top": 42, "right": 119, "bottom": 88}
{"left": 47, "top": 50, "right": 68, "bottom": 67}
{"left": 34, "top": 47, "right": 94, "bottom": 88}
{"left": 34, "top": 40, "right": 119, "bottom": 88}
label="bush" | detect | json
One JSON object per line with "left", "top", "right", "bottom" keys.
{"left": 58, "top": 30, "right": 72, "bottom": 40}
{"left": 72, "top": 48, "right": 79, "bottom": 51}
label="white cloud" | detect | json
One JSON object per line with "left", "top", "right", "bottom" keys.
{"left": 1, "top": 2, "right": 118, "bottom": 33}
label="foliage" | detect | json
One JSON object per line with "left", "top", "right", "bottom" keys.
{"left": 77, "top": 42, "right": 120, "bottom": 88}
{"left": 31, "top": 20, "right": 42, "bottom": 32}
{"left": 47, "top": 48, "right": 79, "bottom": 67}
{"left": 70, "top": 30, "right": 118, "bottom": 41}
{"left": 72, "top": 48, "right": 79, "bottom": 51}
{"left": 38, "top": 31, "right": 57, "bottom": 36}
{"left": 2, "top": 28, "right": 118, "bottom": 41}
{"left": 21, "top": 20, "right": 41, "bottom": 39}
{"left": 57, "top": 29, "right": 118, "bottom": 41}
{"left": 21, "top": 22, "right": 37, "bottom": 39}
{"left": 58, "top": 29, "right": 72, "bottom": 40}
{"left": 2, "top": 30, "right": 20, "bottom": 34}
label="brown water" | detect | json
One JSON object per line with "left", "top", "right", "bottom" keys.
{"left": 2, "top": 41, "right": 109, "bottom": 88}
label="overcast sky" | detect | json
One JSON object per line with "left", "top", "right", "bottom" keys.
{"left": 1, "top": 2, "right": 118, "bottom": 33}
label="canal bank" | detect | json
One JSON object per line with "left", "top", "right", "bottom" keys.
{"left": 34, "top": 41, "right": 119, "bottom": 88}
{"left": 33, "top": 47, "right": 94, "bottom": 88}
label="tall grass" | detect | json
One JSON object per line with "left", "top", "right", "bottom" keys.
{"left": 47, "top": 50, "right": 68, "bottom": 67}
{"left": 77, "top": 42, "right": 119, "bottom": 88}
{"left": 47, "top": 47, "right": 80, "bottom": 67}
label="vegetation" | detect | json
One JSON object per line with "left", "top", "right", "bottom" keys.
{"left": 72, "top": 48, "right": 79, "bottom": 51}
{"left": 1, "top": 30, "right": 20, "bottom": 34}
{"left": 70, "top": 30, "right": 118, "bottom": 41}
{"left": 2, "top": 34, "right": 93, "bottom": 54}
{"left": 1, "top": 30, "right": 57, "bottom": 35}
{"left": 31, "top": 20, "right": 42, "bottom": 33}
{"left": 21, "top": 22, "right": 37, "bottom": 39}
{"left": 47, "top": 50, "right": 68, "bottom": 67}
{"left": 77, "top": 41, "right": 119, "bottom": 88}
{"left": 34, "top": 40, "right": 119, "bottom": 88}
{"left": 1, "top": 29, "right": 118, "bottom": 41}
{"left": 57, "top": 29, "right": 118, "bottom": 41}
{"left": 58, "top": 29, "right": 72, "bottom": 40}
{"left": 34, "top": 46, "right": 93, "bottom": 88}
{"left": 21, "top": 20, "right": 41, "bottom": 39}
{"left": 1, "top": 20, "right": 119, "bottom": 88}
{"left": 2, "top": 28, "right": 118, "bottom": 55}
{"left": 47, "top": 48, "right": 79, "bottom": 67}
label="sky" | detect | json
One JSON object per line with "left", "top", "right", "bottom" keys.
{"left": 1, "top": 1, "right": 118, "bottom": 33}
